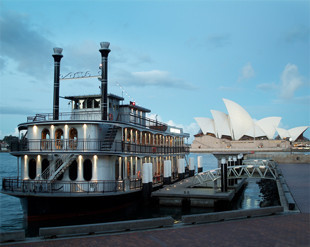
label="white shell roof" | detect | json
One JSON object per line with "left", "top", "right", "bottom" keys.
{"left": 211, "top": 110, "right": 232, "bottom": 138}
{"left": 194, "top": 117, "right": 215, "bottom": 135}
{"left": 244, "top": 123, "right": 267, "bottom": 138}
{"left": 256, "top": 117, "right": 282, "bottom": 139}
{"left": 289, "top": 126, "right": 309, "bottom": 141}
{"left": 223, "top": 98, "right": 254, "bottom": 140}
{"left": 195, "top": 99, "right": 308, "bottom": 141}
{"left": 276, "top": 127, "right": 290, "bottom": 139}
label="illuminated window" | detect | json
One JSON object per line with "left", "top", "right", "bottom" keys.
{"left": 41, "top": 129, "right": 50, "bottom": 150}
{"left": 69, "top": 128, "right": 78, "bottom": 150}
{"left": 55, "top": 129, "right": 64, "bottom": 149}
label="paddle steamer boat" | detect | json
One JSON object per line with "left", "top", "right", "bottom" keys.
{"left": 1, "top": 42, "right": 190, "bottom": 219}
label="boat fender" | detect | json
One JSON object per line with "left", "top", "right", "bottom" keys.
{"left": 109, "top": 113, "right": 113, "bottom": 120}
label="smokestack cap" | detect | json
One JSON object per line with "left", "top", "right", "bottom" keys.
{"left": 100, "top": 42, "right": 110, "bottom": 49}
{"left": 53, "top": 47, "right": 63, "bottom": 55}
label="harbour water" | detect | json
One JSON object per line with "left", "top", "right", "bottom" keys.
{"left": 0, "top": 152, "right": 264, "bottom": 235}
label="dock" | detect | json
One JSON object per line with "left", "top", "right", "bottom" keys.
{"left": 152, "top": 177, "right": 246, "bottom": 207}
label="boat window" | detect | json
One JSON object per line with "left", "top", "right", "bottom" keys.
{"left": 57, "top": 173, "right": 63, "bottom": 181}
{"left": 136, "top": 131, "right": 140, "bottom": 144}
{"left": 41, "top": 129, "right": 50, "bottom": 139}
{"left": 41, "top": 129, "right": 50, "bottom": 150}
{"left": 127, "top": 159, "right": 131, "bottom": 179}
{"left": 86, "top": 98, "right": 92, "bottom": 108}
{"left": 69, "top": 160, "right": 78, "bottom": 181}
{"left": 115, "top": 159, "right": 119, "bottom": 180}
{"left": 83, "top": 159, "right": 92, "bottom": 181}
{"left": 127, "top": 129, "right": 130, "bottom": 142}
{"left": 69, "top": 128, "right": 78, "bottom": 150}
{"left": 28, "top": 158, "right": 36, "bottom": 180}
{"left": 55, "top": 129, "right": 64, "bottom": 149}
{"left": 41, "top": 159, "right": 49, "bottom": 179}
{"left": 94, "top": 99, "right": 100, "bottom": 108}
{"left": 73, "top": 100, "right": 79, "bottom": 109}
{"left": 132, "top": 158, "right": 136, "bottom": 176}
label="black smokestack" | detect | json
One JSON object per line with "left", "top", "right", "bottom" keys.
{"left": 99, "top": 42, "right": 111, "bottom": 121}
{"left": 52, "top": 47, "right": 63, "bottom": 120}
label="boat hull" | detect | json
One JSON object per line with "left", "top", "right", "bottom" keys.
{"left": 18, "top": 191, "right": 143, "bottom": 222}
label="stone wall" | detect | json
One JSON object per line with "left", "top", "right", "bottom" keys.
{"left": 191, "top": 135, "right": 290, "bottom": 151}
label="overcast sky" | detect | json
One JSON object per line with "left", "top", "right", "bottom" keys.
{"left": 0, "top": 0, "right": 309, "bottom": 142}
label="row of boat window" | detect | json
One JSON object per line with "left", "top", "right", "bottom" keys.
{"left": 27, "top": 156, "right": 169, "bottom": 181}
{"left": 41, "top": 128, "right": 77, "bottom": 150}
{"left": 28, "top": 158, "right": 92, "bottom": 181}
{"left": 40, "top": 127, "right": 184, "bottom": 149}
{"left": 123, "top": 128, "right": 184, "bottom": 146}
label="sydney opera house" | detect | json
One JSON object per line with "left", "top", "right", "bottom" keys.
{"left": 192, "top": 99, "right": 308, "bottom": 151}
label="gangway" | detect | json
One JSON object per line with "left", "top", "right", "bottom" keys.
{"left": 192, "top": 159, "right": 278, "bottom": 186}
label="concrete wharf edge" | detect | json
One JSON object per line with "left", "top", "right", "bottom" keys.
{"left": 39, "top": 217, "right": 174, "bottom": 238}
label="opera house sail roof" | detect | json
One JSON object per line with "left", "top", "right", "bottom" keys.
{"left": 195, "top": 99, "right": 309, "bottom": 142}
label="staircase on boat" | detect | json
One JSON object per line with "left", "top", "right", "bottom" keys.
{"left": 39, "top": 154, "right": 77, "bottom": 182}
{"left": 101, "top": 126, "right": 118, "bottom": 151}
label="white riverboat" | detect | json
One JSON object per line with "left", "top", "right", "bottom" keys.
{"left": 1, "top": 42, "right": 190, "bottom": 219}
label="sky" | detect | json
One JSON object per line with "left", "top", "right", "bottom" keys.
{"left": 0, "top": 0, "right": 309, "bottom": 142}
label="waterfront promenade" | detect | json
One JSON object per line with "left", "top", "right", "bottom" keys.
{"left": 2, "top": 163, "right": 309, "bottom": 247}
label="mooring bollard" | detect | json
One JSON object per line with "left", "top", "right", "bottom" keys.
{"left": 189, "top": 157, "right": 195, "bottom": 177}
{"left": 237, "top": 153, "right": 243, "bottom": 166}
{"left": 164, "top": 160, "right": 172, "bottom": 185}
{"left": 228, "top": 156, "right": 234, "bottom": 186}
{"left": 233, "top": 156, "right": 237, "bottom": 184}
{"left": 197, "top": 156, "right": 203, "bottom": 173}
{"left": 142, "top": 163, "right": 152, "bottom": 199}
{"left": 221, "top": 158, "right": 228, "bottom": 192}
{"left": 178, "top": 159, "right": 185, "bottom": 180}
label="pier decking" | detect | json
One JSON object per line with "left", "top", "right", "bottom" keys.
{"left": 152, "top": 177, "right": 246, "bottom": 207}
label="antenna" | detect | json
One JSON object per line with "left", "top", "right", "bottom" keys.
{"left": 114, "top": 81, "right": 137, "bottom": 105}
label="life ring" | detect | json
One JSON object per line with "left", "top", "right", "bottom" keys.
{"left": 109, "top": 113, "right": 113, "bottom": 121}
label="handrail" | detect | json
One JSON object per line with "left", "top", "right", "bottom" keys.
{"left": 26, "top": 111, "right": 169, "bottom": 130}
{"left": 11, "top": 139, "right": 190, "bottom": 154}
{"left": 2, "top": 178, "right": 142, "bottom": 194}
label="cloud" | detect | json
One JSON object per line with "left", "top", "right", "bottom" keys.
{"left": 238, "top": 62, "right": 255, "bottom": 82}
{"left": 0, "top": 106, "right": 36, "bottom": 115}
{"left": 285, "top": 26, "right": 310, "bottom": 44}
{"left": 166, "top": 119, "right": 199, "bottom": 143}
{"left": 280, "top": 63, "right": 303, "bottom": 99}
{"left": 256, "top": 82, "right": 278, "bottom": 92}
{"left": 115, "top": 69, "right": 196, "bottom": 90}
{"left": 0, "top": 11, "right": 55, "bottom": 78}
{"left": 218, "top": 86, "right": 240, "bottom": 91}
{"left": 206, "top": 34, "right": 231, "bottom": 48}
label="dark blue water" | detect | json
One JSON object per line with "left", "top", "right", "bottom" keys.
{"left": 0, "top": 153, "right": 263, "bottom": 233}
{"left": 0, "top": 153, "right": 24, "bottom": 231}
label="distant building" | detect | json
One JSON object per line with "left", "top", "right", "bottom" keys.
{"left": 0, "top": 141, "right": 9, "bottom": 151}
{"left": 194, "top": 98, "right": 309, "bottom": 142}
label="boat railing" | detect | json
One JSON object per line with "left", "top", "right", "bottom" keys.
{"left": 26, "top": 111, "right": 169, "bottom": 131}
{"left": 2, "top": 178, "right": 142, "bottom": 194}
{"left": 11, "top": 139, "right": 190, "bottom": 154}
